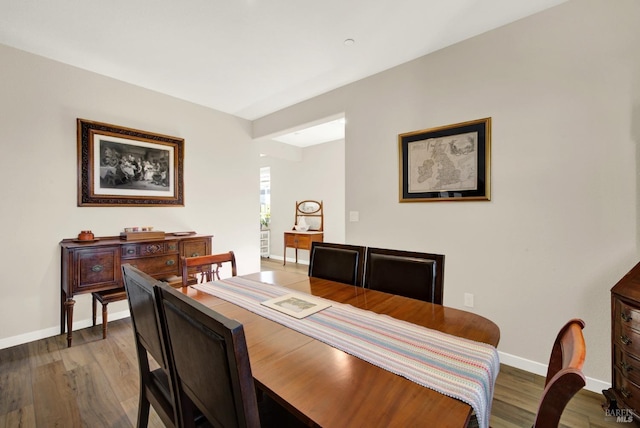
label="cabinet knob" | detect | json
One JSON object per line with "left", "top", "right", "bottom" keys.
{"left": 621, "top": 335, "right": 632, "bottom": 346}
{"left": 91, "top": 265, "right": 103, "bottom": 272}
{"left": 127, "top": 249, "right": 135, "bottom": 255}
{"left": 622, "top": 312, "right": 633, "bottom": 322}
{"left": 169, "top": 244, "right": 177, "bottom": 250}
{"left": 191, "top": 252, "right": 200, "bottom": 257}
{"left": 621, "top": 387, "right": 632, "bottom": 399}
{"left": 166, "top": 260, "right": 175, "bottom": 266}
{"left": 620, "top": 361, "right": 633, "bottom": 373}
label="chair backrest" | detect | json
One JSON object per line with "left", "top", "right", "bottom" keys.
{"left": 533, "top": 319, "right": 586, "bottom": 428}
{"left": 363, "top": 247, "right": 444, "bottom": 304}
{"left": 121, "top": 264, "right": 176, "bottom": 427}
{"left": 181, "top": 251, "right": 237, "bottom": 286}
{"left": 156, "top": 282, "right": 260, "bottom": 428}
{"left": 308, "top": 242, "right": 366, "bottom": 286}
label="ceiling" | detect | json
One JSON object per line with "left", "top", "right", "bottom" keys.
{"left": 1, "top": 0, "right": 565, "bottom": 145}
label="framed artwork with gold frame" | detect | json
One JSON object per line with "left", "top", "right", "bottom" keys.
{"left": 399, "top": 117, "right": 491, "bottom": 202}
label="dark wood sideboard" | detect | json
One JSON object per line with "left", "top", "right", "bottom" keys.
{"left": 604, "top": 260, "right": 640, "bottom": 420}
{"left": 60, "top": 232, "right": 212, "bottom": 346}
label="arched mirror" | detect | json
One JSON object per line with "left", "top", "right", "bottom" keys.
{"left": 294, "top": 200, "right": 323, "bottom": 231}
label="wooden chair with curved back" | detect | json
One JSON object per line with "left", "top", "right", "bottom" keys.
{"left": 155, "top": 282, "right": 261, "bottom": 428}
{"left": 181, "top": 251, "right": 237, "bottom": 286}
{"left": 308, "top": 241, "right": 366, "bottom": 286}
{"left": 532, "top": 318, "right": 586, "bottom": 428}
{"left": 363, "top": 247, "right": 445, "bottom": 305}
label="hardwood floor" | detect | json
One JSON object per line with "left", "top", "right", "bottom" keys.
{"left": 0, "top": 258, "right": 632, "bottom": 427}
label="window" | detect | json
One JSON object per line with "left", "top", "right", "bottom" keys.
{"left": 260, "top": 167, "right": 270, "bottom": 228}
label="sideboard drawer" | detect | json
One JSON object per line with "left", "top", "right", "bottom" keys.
{"left": 615, "top": 368, "right": 640, "bottom": 412}
{"left": 615, "top": 345, "right": 640, "bottom": 386}
{"left": 122, "top": 241, "right": 179, "bottom": 259}
{"left": 75, "top": 247, "right": 120, "bottom": 292}
{"left": 616, "top": 310, "right": 640, "bottom": 356}
{"left": 182, "top": 239, "right": 209, "bottom": 258}
{"left": 616, "top": 324, "right": 640, "bottom": 354}
{"left": 618, "top": 299, "right": 640, "bottom": 333}
{"left": 127, "top": 254, "right": 180, "bottom": 277}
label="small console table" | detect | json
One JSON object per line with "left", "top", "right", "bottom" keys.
{"left": 283, "top": 200, "right": 324, "bottom": 265}
{"left": 60, "top": 232, "right": 212, "bottom": 346}
{"left": 283, "top": 231, "right": 324, "bottom": 265}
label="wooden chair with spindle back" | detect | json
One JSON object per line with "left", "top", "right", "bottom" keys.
{"left": 181, "top": 251, "right": 237, "bottom": 286}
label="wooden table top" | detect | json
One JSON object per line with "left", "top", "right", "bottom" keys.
{"left": 181, "top": 271, "right": 500, "bottom": 427}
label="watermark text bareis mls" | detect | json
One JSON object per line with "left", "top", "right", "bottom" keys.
{"left": 604, "top": 408, "right": 634, "bottom": 423}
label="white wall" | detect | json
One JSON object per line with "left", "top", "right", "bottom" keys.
{"left": 260, "top": 139, "right": 346, "bottom": 263}
{"left": 253, "top": 0, "right": 640, "bottom": 390}
{"left": 0, "top": 44, "right": 260, "bottom": 347}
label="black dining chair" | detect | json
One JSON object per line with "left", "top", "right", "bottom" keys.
{"left": 363, "top": 247, "right": 445, "bottom": 304}
{"left": 155, "top": 282, "right": 261, "bottom": 428}
{"left": 308, "top": 241, "right": 366, "bottom": 286}
{"left": 122, "top": 264, "right": 178, "bottom": 428}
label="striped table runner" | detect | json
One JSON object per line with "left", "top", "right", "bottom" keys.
{"left": 193, "top": 277, "right": 499, "bottom": 428}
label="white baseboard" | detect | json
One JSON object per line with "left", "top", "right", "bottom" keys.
{"left": 0, "top": 309, "right": 130, "bottom": 350}
{"left": 265, "top": 254, "right": 309, "bottom": 265}
{"left": 498, "top": 350, "right": 609, "bottom": 393}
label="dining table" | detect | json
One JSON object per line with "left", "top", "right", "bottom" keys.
{"left": 179, "top": 271, "right": 500, "bottom": 428}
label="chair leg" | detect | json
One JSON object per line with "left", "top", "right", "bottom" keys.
{"left": 101, "top": 302, "right": 108, "bottom": 339}
{"left": 137, "top": 390, "right": 151, "bottom": 428}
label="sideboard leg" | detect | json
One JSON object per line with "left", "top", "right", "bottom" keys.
{"left": 101, "top": 302, "right": 108, "bottom": 339}
{"left": 64, "top": 298, "right": 75, "bottom": 347}
{"left": 60, "top": 290, "right": 66, "bottom": 335}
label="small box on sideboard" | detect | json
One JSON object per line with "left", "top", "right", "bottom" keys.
{"left": 119, "top": 230, "right": 166, "bottom": 241}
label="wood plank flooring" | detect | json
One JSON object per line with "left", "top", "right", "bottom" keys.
{"left": 0, "top": 258, "right": 633, "bottom": 427}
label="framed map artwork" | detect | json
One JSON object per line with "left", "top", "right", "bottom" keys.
{"left": 398, "top": 117, "right": 491, "bottom": 202}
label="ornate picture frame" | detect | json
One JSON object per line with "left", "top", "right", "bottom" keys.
{"left": 77, "top": 119, "right": 184, "bottom": 206}
{"left": 399, "top": 117, "right": 491, "bottom": 202}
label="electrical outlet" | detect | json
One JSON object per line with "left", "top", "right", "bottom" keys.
{"left": 464, "top": 293, "right": 474, "bottom": 308}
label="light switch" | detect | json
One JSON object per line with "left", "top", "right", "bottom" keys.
{"left": 349, "top": 211, "right": 359, "bottom": 222}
